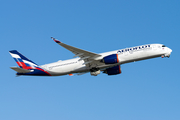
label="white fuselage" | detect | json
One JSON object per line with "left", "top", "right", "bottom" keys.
{"left": 40, "top": 44, "right": 172, "bottom": 76}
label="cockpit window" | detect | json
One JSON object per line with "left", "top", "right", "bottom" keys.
{"left": 162, "top": 45, "right": 166, "bottom": 47}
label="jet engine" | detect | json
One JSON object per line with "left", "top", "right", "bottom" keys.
{"left": 101, "top": 54, "right": 120, "bottom": 64}
{"left": 103, "top": 65, "right": 121, "bottom": 75}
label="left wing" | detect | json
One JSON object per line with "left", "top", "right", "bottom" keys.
{"left": 51, "top": 37, "right": 103, "bottom": 68}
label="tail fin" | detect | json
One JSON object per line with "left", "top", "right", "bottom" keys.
{"left": 9, "top": 50, "right": 51, "bottom": 76}
{"left": 9, "top": 50, "right": 38, "bottom": 70}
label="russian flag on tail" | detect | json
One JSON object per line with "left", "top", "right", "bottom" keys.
{"left": 9, "top": 50, "right": 38, "bottom": 69}
{"left": 9, "top": 50, "right": 51, "bottom": 76}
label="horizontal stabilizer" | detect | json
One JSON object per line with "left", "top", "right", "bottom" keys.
{"left": 10, "top": 67, "right": 32, "bottom": 73}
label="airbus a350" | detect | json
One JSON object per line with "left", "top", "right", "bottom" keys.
{"left": 9, "top": 37, "right": 172, "bottom": 76}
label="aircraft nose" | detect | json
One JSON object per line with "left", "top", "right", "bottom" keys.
{"left": 163, "top": 47, "right": 172, "bottom": 58}
{"left": 168, "top": 48, "right": 172, "bottom": 53}
{"left": 167, "top": 47, "right": 172, "bottom": 57}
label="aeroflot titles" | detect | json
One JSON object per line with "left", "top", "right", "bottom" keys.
{"left": 117, "top": 45, "right": 151, "bottom": 54}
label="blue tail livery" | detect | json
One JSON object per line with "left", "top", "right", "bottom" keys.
{"left": 9, "top": 50, "right": 51, "bottom": 76}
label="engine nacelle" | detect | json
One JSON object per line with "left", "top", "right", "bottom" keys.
{"left": 101, "top": 54, "right": 120, "bottom": 64}
{"left": 104, "top": 65, "right": 121, "bottom": 75}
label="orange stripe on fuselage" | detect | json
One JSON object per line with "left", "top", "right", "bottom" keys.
{"left": 116, "top": 54, "right": 119, "bottom": 63}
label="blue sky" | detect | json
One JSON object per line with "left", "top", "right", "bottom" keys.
{"left": 1, "top": 0, "right": 180, "bottom": 120}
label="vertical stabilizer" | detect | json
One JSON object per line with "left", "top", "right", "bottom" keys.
{"left": 9, "top": 50, "right": 38, "bottom": 69}
{"left": 9, "top": 50, "right": 51, "bottom": 76}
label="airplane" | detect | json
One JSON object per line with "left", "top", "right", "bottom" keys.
{"left": 9, "top": 37, "right": 172, "bottom": 76}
